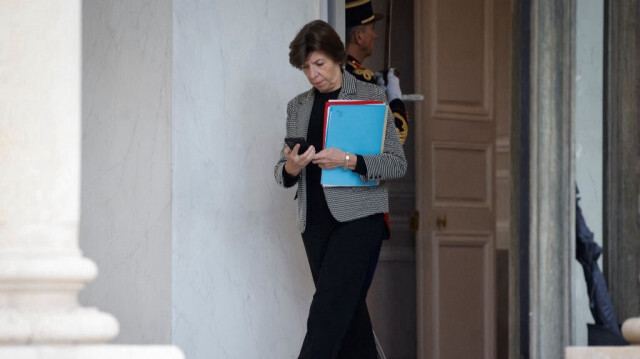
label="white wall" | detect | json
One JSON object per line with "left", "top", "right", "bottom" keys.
{"left": 573, "top": 0, "right": 604, "bottom": 346}
{"left": 171, "top": 1, "right": 320, "bottom": 358}
{"left": 79, "top": 0, "right": 174, "bottom": 344}
{"left": 80, "top": 0, "right": 325, "bottom": 355}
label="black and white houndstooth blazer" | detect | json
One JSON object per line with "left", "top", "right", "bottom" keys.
{"left": 274, "top": 70, "right": 407, "bottom": 233}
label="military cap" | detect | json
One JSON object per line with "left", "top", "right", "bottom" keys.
{"left": 345, "top": 0, "right": 383, "bottom": 28}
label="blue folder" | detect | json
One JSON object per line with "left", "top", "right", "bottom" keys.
{"left": 321, "top": 101, "right": 388, "bottom": 186}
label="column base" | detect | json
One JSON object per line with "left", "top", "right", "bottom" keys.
{"left": 0, "top": 345, "right": 184, "bottom": 359}
{"left": 566, "top": 347, "right": 640, "bottom": 359}
{"left": 0, "top": 307, "right": 118, "bottom": 344}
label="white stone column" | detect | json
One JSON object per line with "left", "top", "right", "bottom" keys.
{"left": 0, "top": 0, "right": 118, "bottom": 344}
{"left": 0, "top": 1, "right": 182, "bottom": 357}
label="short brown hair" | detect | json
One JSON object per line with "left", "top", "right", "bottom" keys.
{"left": 289, "top": 20, "right": 346, "bottom": 69}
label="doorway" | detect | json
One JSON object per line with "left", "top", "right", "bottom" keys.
{"left": 359, "top": 0, "right": 515, "bottom": 358}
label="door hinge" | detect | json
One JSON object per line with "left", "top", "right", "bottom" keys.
{"left": 410, "top": 210, "right": 420, "bottom": 232}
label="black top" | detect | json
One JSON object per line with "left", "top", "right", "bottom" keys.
{"left": 306, "top": 88, "right": 340, "bottom": 225}
{"left": 282, "top": 87, "right": 368, "bottom": 226}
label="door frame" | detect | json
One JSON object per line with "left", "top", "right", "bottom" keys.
{"left": 412, "top": 0, "right": 433, "bottom": 355}
{"left": 322, "top": 0, "right": 345, "bottom": 43}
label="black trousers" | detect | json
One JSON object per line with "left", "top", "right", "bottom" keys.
{"left": 299, "top": 213, "right": 385, "bottom": 359}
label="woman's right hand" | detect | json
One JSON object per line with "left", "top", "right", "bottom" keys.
{"left": 284, "top": 144, "right": 316, "bottom": 176}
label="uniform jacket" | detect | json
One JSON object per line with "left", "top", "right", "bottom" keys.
{"left": 346, "top": 55, "right": 410, "bottom": 145}
{"left": 274, "top": 71, "right": 407, "bottom": 233}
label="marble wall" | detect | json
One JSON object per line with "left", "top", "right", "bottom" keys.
{"left": 171, "top": 1, "right": 320, "bottom": 358}
{"left": 79, "top": 0, "right": 174, "bottom": 344}
{"left": 80, "top": 0, "right": 328, "bottom": 355}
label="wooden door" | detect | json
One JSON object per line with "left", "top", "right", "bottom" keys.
{"left": 415, "top": 0, "right": 512, "bottom": 357}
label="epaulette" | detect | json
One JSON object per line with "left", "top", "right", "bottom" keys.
{"left": 347, "top": 59, "right": 376, "bottom": 84}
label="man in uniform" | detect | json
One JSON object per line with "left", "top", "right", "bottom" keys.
{"left": 345, "top": 0, "right": 409, "bottom": 145}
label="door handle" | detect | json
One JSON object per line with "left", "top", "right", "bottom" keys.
{"left": 436, "top": 215, "right": 447, "bottom": 229}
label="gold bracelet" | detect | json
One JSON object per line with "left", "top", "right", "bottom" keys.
{"left": 343, "top": 153, "right": 350, "bottom": 171}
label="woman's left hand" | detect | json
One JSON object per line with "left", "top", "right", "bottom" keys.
{"left": 312, "top": 148, "right": 347, "bottom": 169}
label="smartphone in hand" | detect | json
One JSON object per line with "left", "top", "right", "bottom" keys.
{"left": 284, "top": 137, "right": 310, "bottom": 153}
